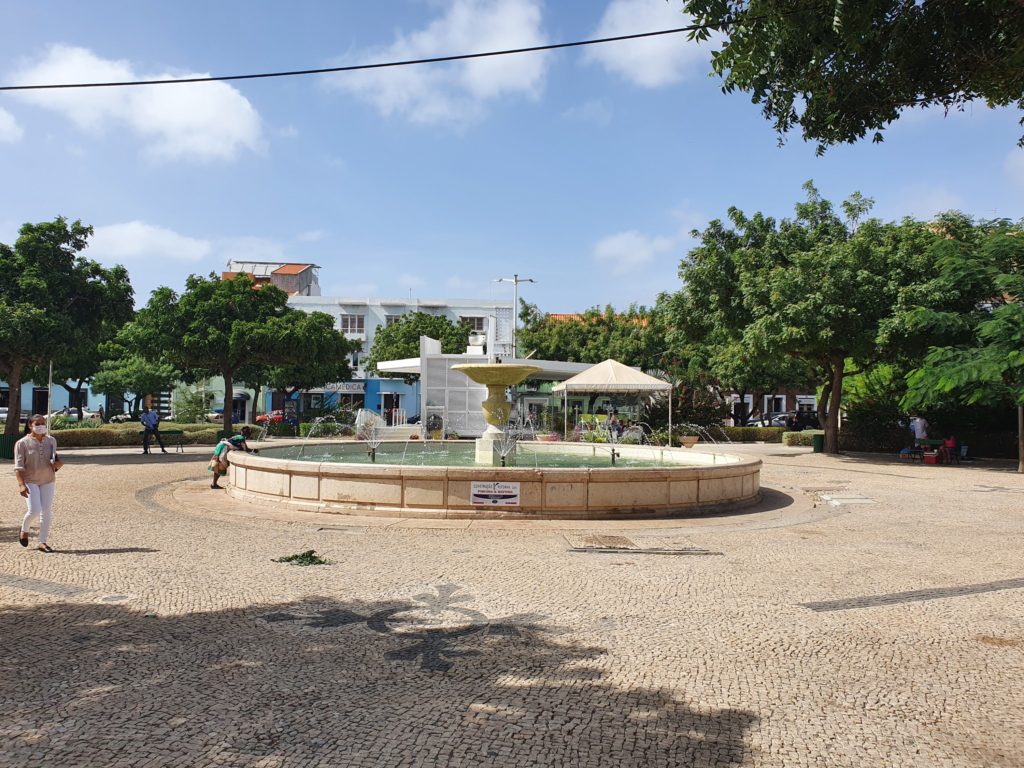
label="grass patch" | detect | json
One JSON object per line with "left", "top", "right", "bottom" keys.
{"left": 272, "top": 549, "right": 332, "bottom": 566}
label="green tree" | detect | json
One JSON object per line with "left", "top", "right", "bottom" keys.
{"left": 667, "top": 182, "right": 939, "bottom": 453}
{"left": 118, "top": 274, "right": 354, "bottom": 430}
{"left": 517, "top": 302, "right": 662, "bottom": 369}
{"left": 683, "top": 1, "right": 1024, "bottom": 150}
{"left": 902, "top": 222, "right": 1024, "bottom": 470}
{"left": 91, "top": 346, "right": 180, "bottom": 418}
{"left": 0, "top": 218, "right": 133, "bottom": 435}
{"left": 364, "top": 312, "right": 471, "bottom": 380}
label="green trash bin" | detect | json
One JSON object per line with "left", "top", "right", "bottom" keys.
{"left": 812, "top": 433, "right": 825, "bottom": 453}
{"left": 0, "top": 434, "right": 16, "bottom": 460}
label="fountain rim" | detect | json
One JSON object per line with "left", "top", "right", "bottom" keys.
{"left": 245, "top": 438, "right": 758, "bottom": 473}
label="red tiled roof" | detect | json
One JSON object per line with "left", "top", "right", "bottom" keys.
{"left": 272, "top": 263, "right": 313, "bottom": 276}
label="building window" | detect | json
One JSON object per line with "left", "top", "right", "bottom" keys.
{"left": 385, "top": 314, "right": 404, "bottom": 326}
{"left": 339, "top": 315, "right": 365, "bottom": 334}
{"left": 461, "top": 316, "right": 486, "bottom": 332}
{"left": 350, "top": 342, "right": 364, "bottom": 369}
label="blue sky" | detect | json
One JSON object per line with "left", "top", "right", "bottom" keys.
{"left": 2, "top": 1, "right": 1022, "bottom": 312}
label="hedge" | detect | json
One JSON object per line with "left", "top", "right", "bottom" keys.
{"left": 720, "top": 426, "right": 786, "bottom": 443}
{"left": 298, "top": 422, "right": 355, "bottom": 438}
{"left": 52, "top": 426, "right": 221, "bottom": 447}
{"left": 782, "top": 430, "right": 824, "bottom": 447}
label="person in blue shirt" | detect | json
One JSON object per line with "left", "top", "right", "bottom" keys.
{"left": 140, "top": 405, "right": 167, "bottom": 455}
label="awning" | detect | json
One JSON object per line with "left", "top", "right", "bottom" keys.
{"left": 551, "top": 359, "right": 671, "bottom": 394}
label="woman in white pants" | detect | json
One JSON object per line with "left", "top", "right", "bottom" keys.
{"left": 14, "top": 414, "right": 63, "bottom": 553}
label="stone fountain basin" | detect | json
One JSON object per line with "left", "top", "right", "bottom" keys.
{"left": 451, "top": 363, "right": 542, "bottom": 386}
{"left": 227, "top": 441, "right": 761, "bottom": 520}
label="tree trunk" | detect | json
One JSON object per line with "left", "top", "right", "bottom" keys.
{"left": 4, "top": 361, "right": 24, "bottom": 436}
{"left": 61, "top": 380, "right": 86, "bottom": 420}
{"left": 250, "top": 383, "right": 261, "bottom": 424}
{"left": 818, "top": 362, "right": 833, "bottom": 432}
{"left": 223, "top": 370, "right": 234, "bottom": 434}
{"left": 824, "top": 355, "right": 845, "bottom": 454}
{"left": 1018, "top": 405, "right": 1023, "bottom": 474}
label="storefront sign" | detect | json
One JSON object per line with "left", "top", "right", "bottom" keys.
{"left": 333, "top": 382, "right": 366, "bottom": 394}
{"left": 283, "top": 400, "right": 297, "bottom": 423}
{"left": 470, "top": 481, "right": 521, "bottom": 507}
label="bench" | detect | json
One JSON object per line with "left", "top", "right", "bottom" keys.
{"left": 139, "top": 429, "right": 185, "bottom": 453}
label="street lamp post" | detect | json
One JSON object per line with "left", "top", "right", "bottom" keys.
{"left": 494, "top": 273, "right": 535, "bottom": 359}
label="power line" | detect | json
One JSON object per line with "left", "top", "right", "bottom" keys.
{"left": 0, "top": 24, "right": 718, "bottom": 92}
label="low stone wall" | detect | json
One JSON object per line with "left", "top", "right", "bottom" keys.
{"left": 227, "top": 441, "right": 761, "bottom": 520}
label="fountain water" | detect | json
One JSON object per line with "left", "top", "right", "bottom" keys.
{"left": 355, "top": 410, "right": 386, "bottom": 462}
{"left": 450, "top": 363, "right": 542, "bottom": 465}
{"left": 297, "top": 416, "right": 335, "bottom": 456}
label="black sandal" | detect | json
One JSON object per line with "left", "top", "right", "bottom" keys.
{"left": 38, "top": 544, "right": 54, "bottom": 553}
{"left": 19, "top": 533, "right": 28, "bottom": 547}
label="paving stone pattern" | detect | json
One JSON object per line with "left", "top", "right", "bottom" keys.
{"left": 0, "top": 445, "right": 1022, "bottom": 767}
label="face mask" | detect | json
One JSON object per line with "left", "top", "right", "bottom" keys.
{"left": 32, "top": 425, "right": 47, "bottom": 435}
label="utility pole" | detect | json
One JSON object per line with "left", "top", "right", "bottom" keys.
{"left": 494, "top": 273, "right": 536, "bottom": 358}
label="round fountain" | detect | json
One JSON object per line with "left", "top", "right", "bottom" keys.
{"left": 227, "top": 362, "right": 761, "bottom": 519}
{"left": 450, "top": 362, "right": 541, "bottom": 465}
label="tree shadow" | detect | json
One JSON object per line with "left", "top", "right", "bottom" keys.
{"left": 0, "top": 593, "right": 757, "bottom": 766}
{"left": 55, "top": 547, "right": 161, "bottom": 556}
{"left": 832, "top": 451, "right": 1021, "bottom": 474}
{"left": 63, "top": 452, "right": 207, "bottom": 466}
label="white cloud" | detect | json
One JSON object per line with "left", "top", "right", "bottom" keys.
{"left": 398, "top": 273, "right": 425, "bottom": 288}
{"left": 592, "top": 201, "right": 703, "bottom": 275}
{"left": 0, "top": 107, "right": 23, "bottom": 142}
{"left": 1005, "top": 150, "right": 1024, "bottom": 187}
{"left": 9, "top": 45, "right": 263, "bottom": 161}
{"left": 296, "top": 229, "right": 326, "bottom": 243}
{"left": 214, "top": 236, "right": 288, "bottom": 264}
{"left": 324, "top": 0, "right": 549, "bottom": 126}
{"left": 277, "top": 124, "right": 299, "bottom": 138}
{"left": 561, "top": 99, "right": 612, "bottom": 125}
{"left": 898, "top": 185, "right": 965, "bottom": 220}
{"left": 585, "top": 0, "right": 709, "bottom": 88}
{"left": 593, "top": 230, "right": 677, "bottom": 274}
{"left": 90, "top": 221, "right": 212, "bottom": 264}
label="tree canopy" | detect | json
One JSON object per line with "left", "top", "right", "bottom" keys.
{"left": 663, "top": 182, "right": 940, "bottom": 452}
{"left": 683, "top": 0, "right": 1024, "bottom": 150}
{"left": 117, "top": 273, "right": 355, "bottom": 428}
{"left": 0, "top": 217, "right": 134, "bottom": 434}
{"left": 363, "top": 312, "right": 472, "bottom": 380}
{"left": 901, "top": 221, "right": 1024, "bottom": 468}
{"left": 517, "top": 302, "right": 663, "bottom": 370}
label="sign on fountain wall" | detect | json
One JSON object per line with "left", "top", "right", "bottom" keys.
{"left": 470, "top": 481, "right": 521, "bottom": 506}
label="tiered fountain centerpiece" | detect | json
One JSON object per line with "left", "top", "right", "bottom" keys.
{"left": 451, "top": 362, "right": 541, "bottom": 465}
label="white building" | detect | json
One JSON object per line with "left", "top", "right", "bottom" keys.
{"left": 283, "top": 295, "right": 515, "bottom": 422}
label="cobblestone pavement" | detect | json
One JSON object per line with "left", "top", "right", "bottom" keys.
{"left": 1, "top": 445, "right": 1022, "bottom": 767}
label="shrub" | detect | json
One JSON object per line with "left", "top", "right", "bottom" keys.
{"left": 172, "top": 388, "right": 212, "bottom": 424}
{"left": 51, "top": 425, "right": 221, "bottom": 447}
{"left": 720, "top": 426, "right": 786, "bottom": 443}
{"left": 48, "top": 415, "right": 94, "bottom": 431}
{"left": 298, "top": 421, "right": 353, "bottom": 438}
{"left": 782, "top": 430, "right": 824, "bottom": 447}
{"left": 266, "top": 421, "right": 299, "bottom": 438}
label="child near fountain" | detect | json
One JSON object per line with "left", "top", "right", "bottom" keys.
{"left": 208, "top": 426, "right": 258, "bottom": 489}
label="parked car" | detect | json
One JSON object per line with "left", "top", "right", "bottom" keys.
{"left": 772, "top": 411, "right": 818, "bottom": 430}
{"left": 255, "top": 409, "right": 284, "bottom": 424}
{"left": 206, "top": 409, "right": 240, "bottom": 424}
{"left": 50, "top": 408, "right": 103, "bottom": 422}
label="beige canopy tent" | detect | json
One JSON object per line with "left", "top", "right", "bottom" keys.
{"left": 551, "top": 359, "right": 673, "bottom": 441}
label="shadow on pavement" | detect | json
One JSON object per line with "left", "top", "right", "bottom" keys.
{"left": 55, "top": 547, "right": 161, "bottom": 556}
{"left": 62, "top": 453, "right": 207, "bottom": 467}
{"left": 833, "top": 452, "right": 1021, "bottom": 474}
{"left": 0, "top": 595, "right": 757, "bottom": 767}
